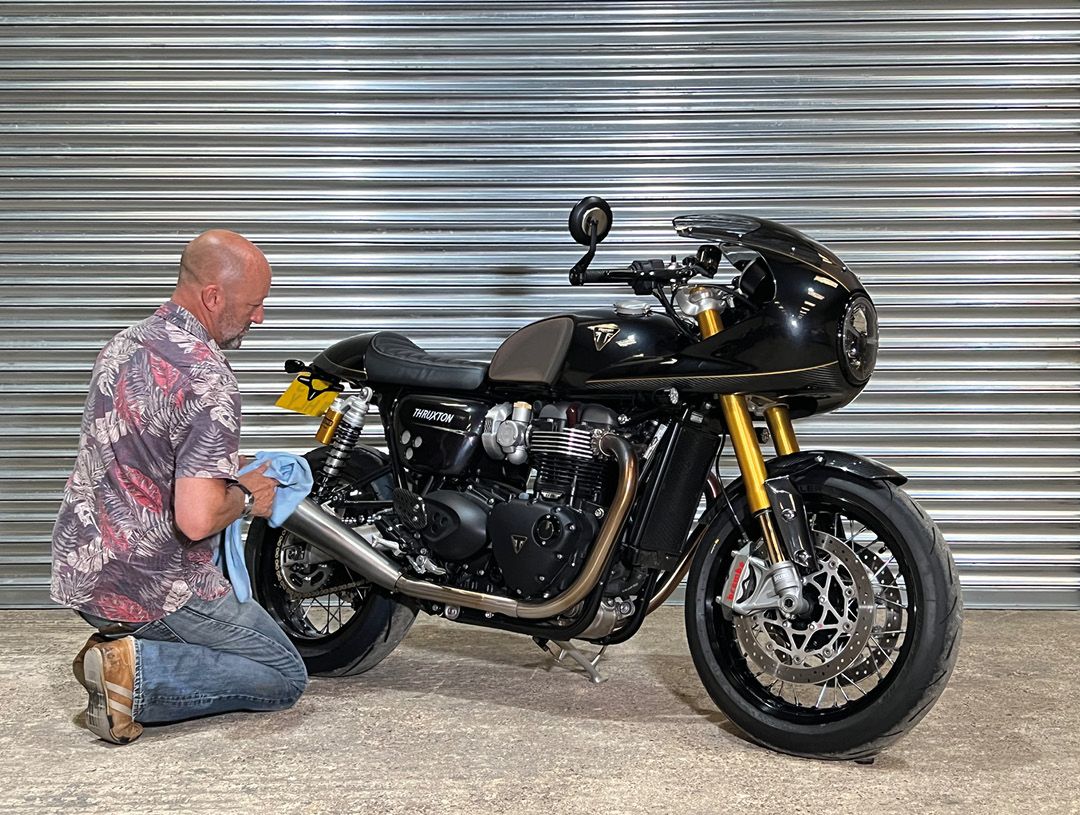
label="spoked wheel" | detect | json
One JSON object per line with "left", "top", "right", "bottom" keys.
{"left": 247, "top": 446, "right": 417, "bottom": 677}
{"left": 269, "top": 530, "right": 369, "bottom": 639}
{"left": 685, "top": 468, "right": 962, "bottom": 759}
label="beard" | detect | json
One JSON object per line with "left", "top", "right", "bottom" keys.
{"left": 219, "top": 323, "right": 250, "bottom": 350}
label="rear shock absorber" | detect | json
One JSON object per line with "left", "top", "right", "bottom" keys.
{"left": 314, "top": 387, "right": 373, "bottom": 503}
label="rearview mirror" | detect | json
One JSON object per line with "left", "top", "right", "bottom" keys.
{"left": 568, "top": 196, "right": 613, "bottom": 247}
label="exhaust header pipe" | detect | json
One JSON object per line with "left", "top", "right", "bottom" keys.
{"left": 280, "top": 433, "right": 638, "bottom": 620}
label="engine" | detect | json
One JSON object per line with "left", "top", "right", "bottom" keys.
{"left": 389, "top": 396, "right": 620, "bottom": 599}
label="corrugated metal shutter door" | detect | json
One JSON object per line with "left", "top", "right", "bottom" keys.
{"left": 1, "top": 2, "right": 1076, "bottom": 608}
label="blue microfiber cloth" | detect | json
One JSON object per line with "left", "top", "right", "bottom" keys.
{"left": 217, "top": 451, "right": 313, "bottom": 603}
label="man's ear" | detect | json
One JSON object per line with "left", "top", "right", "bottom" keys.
{"left": 200, "top": 284, "right": 225, "bottom": 314}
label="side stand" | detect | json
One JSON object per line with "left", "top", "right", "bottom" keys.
{"left": 533, "top": 637, "right": 608, "bottom": 684}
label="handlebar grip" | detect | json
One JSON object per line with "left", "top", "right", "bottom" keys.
{"left": 570, "top": 267, "right": 636, "bottom": 285}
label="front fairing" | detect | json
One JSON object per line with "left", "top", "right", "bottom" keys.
{"left": 672, "top": 214, "right": 862, "bottom": 294}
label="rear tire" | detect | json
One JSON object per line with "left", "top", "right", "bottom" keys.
{"left": 685, "top": 468, "right": 962, "bottom": 759}
{"left": 247, "top": 446, "right": 417, "bottom": 677}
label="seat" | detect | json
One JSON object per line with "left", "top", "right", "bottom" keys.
{"left": 365, "top": 332, "right": 488, "bottom": 391}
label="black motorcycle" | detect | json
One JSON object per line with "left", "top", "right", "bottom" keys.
{"left": 247, "top": 197, "right": 962, "bottom": 760}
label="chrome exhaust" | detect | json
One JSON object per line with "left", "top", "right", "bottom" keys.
{"left": 280, "top": 433, "right": 638, "bottom": 620}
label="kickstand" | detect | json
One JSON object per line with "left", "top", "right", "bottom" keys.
{"left": 533, "top": 637, "right": 608, "bottom": 684}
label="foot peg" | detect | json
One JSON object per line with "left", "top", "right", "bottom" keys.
{"left": 534, "top": 637, "right": 608, "bottom": 684}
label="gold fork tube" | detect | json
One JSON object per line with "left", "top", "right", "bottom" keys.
{"left": 703, "top": 311, "right": 784, "bottom": 567}
{"left": 764, "top": 404, "right": 799, "bottom": 456}
{"left": 697, "top": 309, "right": 723, "bottom": 338}
{"left": 719, "top": 394, "right": 770, "bottom": 514}
{"left": 721, "top": 395, "right": 787, "bottom": 564}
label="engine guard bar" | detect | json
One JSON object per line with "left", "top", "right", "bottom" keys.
{"left": 280, "top": 434, "right": 639, "bottom": 620}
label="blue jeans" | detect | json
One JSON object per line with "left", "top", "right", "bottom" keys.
{"left": 80, "top": 590, "right": 307, "bottom": 725}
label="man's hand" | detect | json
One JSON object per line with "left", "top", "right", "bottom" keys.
{"left": 237, "top": 462, "right": 277, "bottom": 518}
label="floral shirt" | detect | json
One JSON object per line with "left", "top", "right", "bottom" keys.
{"left": 51, "top": 302, "right": 241, "bottom": 622}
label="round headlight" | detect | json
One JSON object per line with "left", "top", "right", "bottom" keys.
{"left": 838, "top": 294, "right": 878, "bottom": 385}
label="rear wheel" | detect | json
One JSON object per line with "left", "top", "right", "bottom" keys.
{"left": 685, "top": 468, "right": 962, "bottom": 759}
{"left": 247, "top": 446, "right": 417, "bottom": 677}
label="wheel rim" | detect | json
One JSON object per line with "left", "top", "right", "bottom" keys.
{"left": 706, "top": 496, "right": 918, "bottom": 722}
{"left": 270, "top": 530, "right": 368, "bottom": 640}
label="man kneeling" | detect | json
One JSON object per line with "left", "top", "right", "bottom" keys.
{"left": 51, "top": 230, "right": 307, "bottom": 743}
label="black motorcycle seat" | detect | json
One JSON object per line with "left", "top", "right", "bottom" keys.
{"left": 366, "top": 332, "right": 488, "bottom": 391}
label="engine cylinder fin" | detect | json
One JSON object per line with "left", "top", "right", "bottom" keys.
{"left": 530, "top": 427, "right": 596, "bottom": 459}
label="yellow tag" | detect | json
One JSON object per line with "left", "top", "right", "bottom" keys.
{"left": 275, "top": 377, "right": 342, "bottom": 417}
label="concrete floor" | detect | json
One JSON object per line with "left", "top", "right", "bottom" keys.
{"left": 0, "top": 608, "right": 1077, "bottom": 815}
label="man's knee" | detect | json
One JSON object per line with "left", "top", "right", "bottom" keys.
{"left": 283, "top": 651, "right": 308, "bottom": 705}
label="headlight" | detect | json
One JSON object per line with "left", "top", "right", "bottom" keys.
{"left": 838, "top": 294, "right": 878, "bottom": 385}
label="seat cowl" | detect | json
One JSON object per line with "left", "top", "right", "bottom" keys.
{"left": 312, "top": 333, "right": 378, "bottom": 381}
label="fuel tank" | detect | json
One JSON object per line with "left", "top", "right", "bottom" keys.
{"left": 487, "top": 311, "right": 687, "bottom": 391}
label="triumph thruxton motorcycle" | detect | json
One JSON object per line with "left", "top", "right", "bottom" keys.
{"left": 248, "top": 197, "right": 962, "bottom": 760}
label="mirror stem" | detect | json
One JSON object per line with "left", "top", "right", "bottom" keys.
{"left": 569, "top": 219, "right": 599, "bottom": 285}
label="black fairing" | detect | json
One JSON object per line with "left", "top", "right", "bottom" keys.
{"left": 478, "top": 215, "right": 870, "bottom": 417}
{"left": 673, "top": 213, "right": 861, "bottom": 292}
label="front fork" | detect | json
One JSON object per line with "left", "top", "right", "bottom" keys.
{"left": 697, "top": 308, "right": 815, "bottom": 617}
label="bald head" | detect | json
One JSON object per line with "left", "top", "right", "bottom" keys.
{"left": 172, "top": 230, "right": 272, "bottom": 349}
{"left": 179, "top": 229, "right": 266, "bottom": 288}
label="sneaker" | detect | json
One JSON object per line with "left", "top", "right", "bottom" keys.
{"left": 83, "top": 637, "right": 143, "bottom": 744}
{"left": 72, "top": 632, "right": 107, "bottom": 689}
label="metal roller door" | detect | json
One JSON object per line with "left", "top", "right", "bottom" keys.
{"left": 0, "top": 2, "right": 1076, "bottom": 608}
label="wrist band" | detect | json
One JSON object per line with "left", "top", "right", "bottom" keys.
{"left": 227, "top": 479, "right": 255, "bottom": 519}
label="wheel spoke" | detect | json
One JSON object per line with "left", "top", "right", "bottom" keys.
{"left": 877, "top": 595, "right": 909, "bottom": 611}
{"left": 873, "top": 555, "right": 897, "bottom": 578}
{"left": 815, "top": 681, "right": 829, "bottom": 707}
{"left": 869, "top": 635, "right": 897, "bottom": 665}
{"left": 842, "top": 524, "right": 868, "bottom": 546}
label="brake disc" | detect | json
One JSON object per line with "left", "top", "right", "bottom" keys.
{"left": 847, "top": 544, "right": 904, "bottom": 678}
{"left": 733, "top": 532, "right": 876, "bottom": 684}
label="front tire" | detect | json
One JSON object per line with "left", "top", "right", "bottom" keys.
{"left": 247, "top": 446, "right": 418, "bottom": 677}
{"left": 685, "top": 468, "right": 962, "bottom": 760}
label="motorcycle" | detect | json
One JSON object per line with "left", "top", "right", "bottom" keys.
{"left": 248, "top": 197, "right": 962, "bottom": 760}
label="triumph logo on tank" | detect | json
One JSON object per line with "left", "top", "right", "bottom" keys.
{"left": 412, "top": 408, "right": 456, "bottom": 424}
{"left": 590, "top": 323, "right": 620, "bottom": 351}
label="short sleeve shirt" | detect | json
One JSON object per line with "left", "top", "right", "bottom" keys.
{"left": 50, "top": 302, "right": 241, "bottom": 622}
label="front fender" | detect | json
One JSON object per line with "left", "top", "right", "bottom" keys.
{"left": 692, "top": 450, "right": 907, "bottom": 558}
{"left": 767, "top": 450, "right": 907, "bottom": 486}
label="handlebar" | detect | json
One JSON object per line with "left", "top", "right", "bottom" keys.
{"left": 570, "top": 257, "right": 709, "bottom": 288}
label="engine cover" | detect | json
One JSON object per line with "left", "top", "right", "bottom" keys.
{"left": 420, "top": 489, "right": 491, "bottom": 562}
{"left": 488, "top": 499, "right": 598, "bottom": 598}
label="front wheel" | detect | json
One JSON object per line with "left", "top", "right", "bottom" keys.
{"left": 685, "top": 468, "right": 962, "bottom": 760}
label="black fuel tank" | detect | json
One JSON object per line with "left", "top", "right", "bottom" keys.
{"left": 487, "top": 309, "right": 687, "bottom": 391}
{"left": 392, "top": 395, "right": 489, "bottom": 476}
